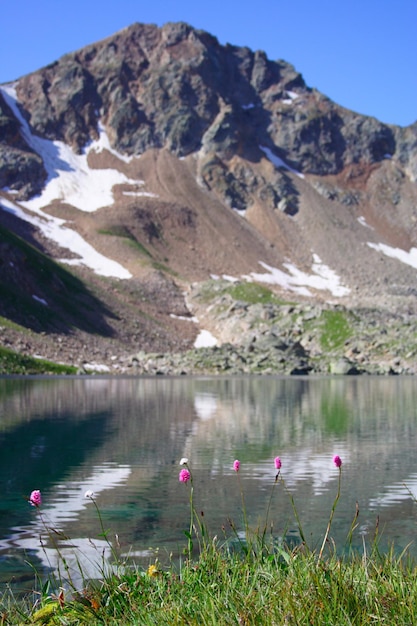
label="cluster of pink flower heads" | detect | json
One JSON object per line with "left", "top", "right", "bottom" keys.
{"left": 177, "top": 453, "right": 340, "bottom": 485}
{"left": 29, "top": 490, "right": 42, "bottom": 507}
{"left": 179, "top": 468, "right": 191, "bottom": 483}
{"left": 333, "top": 455, "right": 342, "bottom": 468}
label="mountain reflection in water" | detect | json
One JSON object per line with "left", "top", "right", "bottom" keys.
{"left": 0, "top": 375, "right": 416, "bottom": 590}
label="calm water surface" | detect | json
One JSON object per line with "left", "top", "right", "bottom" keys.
{"left": 1, "top": 375, "right": 417, "bottom": 591}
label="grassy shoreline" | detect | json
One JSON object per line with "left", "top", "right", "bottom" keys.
{"left": 2, "top": 542, "right": 417, "bottom": 624}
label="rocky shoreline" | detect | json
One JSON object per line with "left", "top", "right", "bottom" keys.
{"left": 126, "top": 330, "right": 415, "bottom": 378}
{"left": 2, "top": 278, "right": 417, "bottom": 377}
{"left": 123, "top": 281, "right": 417, "bottom": 377}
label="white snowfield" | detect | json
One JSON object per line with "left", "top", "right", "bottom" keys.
{"left": 246, "top": 255, "right": 351, "bottom": 298}
{"left": 1, "top": 84, "right": 137, "bottom": 279}
{"left": 367, "top": 242, "right": 417, "bottom": 270}
{"left": 1, "top": 85, "right": 139, "bottom": 214}
{"left": 0, "top": 196, "right": 133, "bottom": 279}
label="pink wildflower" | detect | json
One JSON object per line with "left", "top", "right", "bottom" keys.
{"left": 29, "top": 490, "right": 42, "bottom": 507}
{"left": 233, "top": 459, "right": 240, "bottom": 472}
{"left": 333, "top": 455, "right": 342, "bottom": 468}
{"left": 179, "top": 468, "right": 191, "bottom": 483}
{"left": 274, "top": 457, "right": 282, "bottom": 470}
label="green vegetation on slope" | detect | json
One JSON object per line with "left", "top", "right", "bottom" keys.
{"left": 196, "top": 279, "right": 287, "bottom": 306}
{"left": 226, "top": 281, "right": 286, "bottom": 305}
{"left": 0, "top": 346, "right": 77, "bottom": 375}
{"left": 318, "top": 309, "right": 355, "bottom": 351}
{"left": 0, "top": 223, "right": 113, "bottom": 336}
{"left": 98, "top": 226, "right": 153, "bottom": 258}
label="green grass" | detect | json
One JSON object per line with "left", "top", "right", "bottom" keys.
{"left": 0, "top": 316, "right": 26, "bottom": 332}
{"left": 198, "top": 280, "right": 288, "bottom": 307}
{"left": 0, "top": 346, "right": 77, "bottom": 375}
{"left": 127, "top": 239, "right": 153, "bottom": 257}
{"left": 0, "top": 223, "right": 109, "bottom": 335}
{"left": 226, "top": 282, "right": 285, "bottom": 305}
{"left": 98, "top": 227, "right": 153, "bottom": 258}
{"left": 3, "top": 542, "right": 417, "bottom": 625}
{"left": 98, "top": 227, "right": 179, "bottom": 276}
{"left": 319, "top": 310, "right": 354, "bottom": 351}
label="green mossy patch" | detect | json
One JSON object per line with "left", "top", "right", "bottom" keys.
{"left": 318, "top": 310, "right": 354, "bottom": 351}
{"left": 0, "top": 346, "right": 77, "bottom": 375}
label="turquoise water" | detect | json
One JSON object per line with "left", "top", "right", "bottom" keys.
{"left": 0, "top": 375, "right": 417, "bottom": 591}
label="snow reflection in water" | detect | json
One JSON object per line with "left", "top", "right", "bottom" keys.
{"left": 0, "top": 375, "right": 416, "bottom": 590}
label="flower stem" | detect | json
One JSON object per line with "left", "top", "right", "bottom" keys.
{"left": 282, "top": 478, "right": 307, "bottom": 546}
{"left": 262, "top": 471, "right": 280, "bottom": 545}
{"left": 318, "top": 465, "right": 342, "bottom": 561}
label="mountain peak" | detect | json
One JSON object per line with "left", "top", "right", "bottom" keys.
{"left": 0, "top": 21, "right": 417, "bottom": 373}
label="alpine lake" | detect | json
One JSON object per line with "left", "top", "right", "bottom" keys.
{"left": 1, "top": 375, "right": 417, "bottom": 593}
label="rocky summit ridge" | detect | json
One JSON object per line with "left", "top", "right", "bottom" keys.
{"left": 0, "top": 21, "right": 417, "bottom": 375}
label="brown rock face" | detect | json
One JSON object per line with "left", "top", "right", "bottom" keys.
{"left": 10, "top": 22, "right": 406, "bottom": 170}
{"left": 0, "top": 92, "right": 46, "bottom": 197}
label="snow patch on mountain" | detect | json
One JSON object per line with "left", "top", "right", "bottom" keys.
{"left": 260, "top": 145, "right": 304, "bottom": 179}
{"left": 358, "top": 216, "right": 373, "bottom": 229}
{"left": 122, "top": 190, "right": 158, "bottom": 198}
{"left": 367, "top": 242, "right": 417, "bottom": 270}
{"left": 282, "top": 91, "right": 299, "bottom": 105}
{"left": 246, "top": 254, "right": 350, "bottom": 297}
{"left": 1, "top": 85, "right": 144, "bottom": 213}
{"left": 92, "top": 122, "right": 135, "bottom": 164}
{"left": 0, "top": 197, "right": 132, "bottom": 279}
{"left": 194, "top": 329, "right": 218, "bottom": 348}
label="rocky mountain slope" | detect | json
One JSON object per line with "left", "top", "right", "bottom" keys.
{"left": 0, "top": 21, "right": 416, "bottom": 374}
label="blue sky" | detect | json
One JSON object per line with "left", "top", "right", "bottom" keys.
{"left": 1, "top": 0, "right": 415, "bottom": 127}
